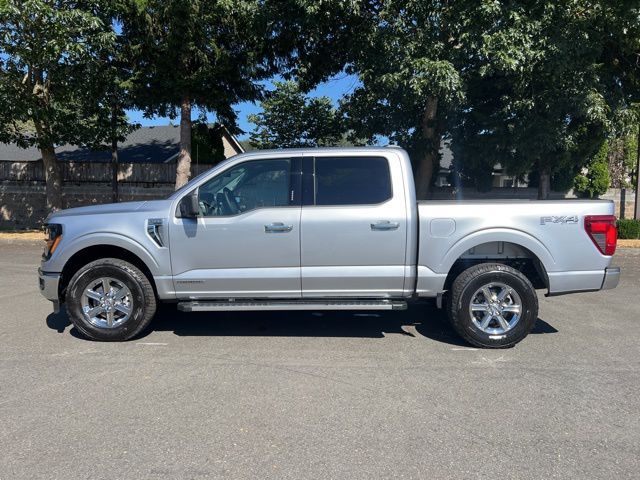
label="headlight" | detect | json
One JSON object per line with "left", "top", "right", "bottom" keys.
{"left": 43, "top": 223, "right": 63, "bottom": 259}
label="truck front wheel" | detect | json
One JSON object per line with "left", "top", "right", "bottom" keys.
{"left": 66, "top": 258, "right": 157, "bottom": 341}
{"left": 448, "top": 263, "right": 538, "bottom": 348}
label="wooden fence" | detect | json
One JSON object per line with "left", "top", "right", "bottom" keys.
{"left": 0, "top": 161, "right": 212, "bottom": 184}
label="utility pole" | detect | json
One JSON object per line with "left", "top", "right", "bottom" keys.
{"left": 635, "top": 123, "right": 640, "bottom": 220}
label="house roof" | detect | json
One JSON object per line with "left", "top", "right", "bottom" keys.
{"left": 0, "top": 125, "right": 243, "bottom": 163}
{"left": 0, "top": 142, "right": 42, "bottom": 162}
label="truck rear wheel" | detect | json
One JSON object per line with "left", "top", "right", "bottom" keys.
{"left": 447, "top": 263, "right": 538, "bottom": 348}
{"left": 66, "top": 258, "right": 156, "bottom": 341}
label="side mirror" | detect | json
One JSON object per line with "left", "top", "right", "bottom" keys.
{"left": 177, "top": 189, "right": 199, "bottom": 218}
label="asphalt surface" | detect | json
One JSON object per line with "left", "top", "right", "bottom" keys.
{"left": 0, "top": 241, "right": 638, "bottom": 479}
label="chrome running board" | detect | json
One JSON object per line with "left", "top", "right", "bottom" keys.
{"left": 177, "top": 299, "right": 407, "bottom": 312}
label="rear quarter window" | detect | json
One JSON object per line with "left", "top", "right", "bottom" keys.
{"left": 315, "top": 156, "right": 392, "bottom": 206}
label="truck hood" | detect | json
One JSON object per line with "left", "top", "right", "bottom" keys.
{"left": 46, "top": 200, "right": 171, "bottom": 221}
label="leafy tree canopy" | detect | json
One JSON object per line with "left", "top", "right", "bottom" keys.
{"left": 0, "top": 0, "right": 117, "bottom": 209}
{"left": 248, "top": 81, "right": 344, "bottom": 149}
{"left": 0, "top": 0, "right": 116, "bottom": 148}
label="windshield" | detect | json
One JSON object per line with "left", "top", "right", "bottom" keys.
{"left": 168, "top": 154, "right": 240, "bottom": 200}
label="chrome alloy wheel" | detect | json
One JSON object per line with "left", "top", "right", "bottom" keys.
{"left": 469, "top": 282, "right": 522, "bottom": 335}
{"left": 80, "top": 277, "right": 132, "bottom": 329}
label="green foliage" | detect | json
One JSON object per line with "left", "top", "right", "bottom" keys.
{"left": 248, "top": 81, "right": 344, "bottom": 149}
{"left": 551, "top": 167, "right": 578, "bottom": 193}
{"left": 617, "top": 219, "right": 640, "bottom": 239}
{"left": 338, "top": 1, "right": 468, "bottom": 153}
{"left": 0, "top": 0, "right": 116, "bottom": 148}
{"left": 191, "top": 123, "right": 225, "bottom": 165}
{"left": 124, "top": 0, "right": 272, "bottom": 128}
{"left": 574, "top": 143, "right": 611, "bottom": 198}
{"left": 78, "top": 2, "right": 141, "bottom": 152}
{"left": 450, "top": 1, "right": 636, "bottom": 197}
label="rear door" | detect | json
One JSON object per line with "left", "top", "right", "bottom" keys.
{"left": 300, "top": 154, "right": 408, "bottom": 297}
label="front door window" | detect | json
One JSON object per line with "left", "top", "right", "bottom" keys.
{"left": 198, "top": 159, "right": 292, "bottom": 216}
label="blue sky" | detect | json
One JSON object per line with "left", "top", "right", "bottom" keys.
{"left": 126, "top": 73, "right": 360, "bottom": 141}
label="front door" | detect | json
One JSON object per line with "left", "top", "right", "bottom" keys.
{"left": 301, "top": 154, "right": 407, "bottom": 297}
{"left": 170, "top": 157, "right": 302, "bottom": 299}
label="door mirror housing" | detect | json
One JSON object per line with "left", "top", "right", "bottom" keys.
{"left": 177, "top": 189, "right": 199, "bottom": 218}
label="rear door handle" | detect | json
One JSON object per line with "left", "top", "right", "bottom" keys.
{"left": 265, "top": 222, "right": 293, "bottom": 233}
{"left": 371, "top": 220, "right": 400, "bottom": 231}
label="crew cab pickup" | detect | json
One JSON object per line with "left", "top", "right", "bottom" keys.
{"left": 38, "top": 147, "right": 620, "bottom": 347}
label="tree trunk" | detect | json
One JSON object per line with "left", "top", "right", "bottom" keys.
{"left": 538, "top": 168, "right": 551, "bottom": 200}
{"left": 33, "top": 116, "right": 63, "bottom": 211}
{"left": 40, "top": 144, "right": 63, "bottom": 211}
{"left": 415, "top": 96, "right": 439, "bottom": 200}
{"left": 111, "top": 138, "right": 119, "bottom": 203}
{"left": 175, "top": 96, "right": 192, "bottom": 190}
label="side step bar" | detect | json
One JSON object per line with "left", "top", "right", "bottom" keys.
{"left": 177, "top": 299, "right": 408, "bottom": 312}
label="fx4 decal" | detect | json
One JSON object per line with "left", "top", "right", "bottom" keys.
{"left": 540, "top": 215, "right": 579, "bottom": 225}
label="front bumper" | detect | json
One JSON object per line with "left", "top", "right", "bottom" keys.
{"left": 38, "top": 268, "right": 61, "bottom": 311}
{"left": 601, "top": 267, "right": 620, "bottom": 290}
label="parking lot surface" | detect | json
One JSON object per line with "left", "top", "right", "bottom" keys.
{"left": 0, "top": 240, "right": 638, "bottom": 479}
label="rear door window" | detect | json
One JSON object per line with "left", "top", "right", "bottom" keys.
{"left": 314, "top": 156, "right": 392, "bottom": 206}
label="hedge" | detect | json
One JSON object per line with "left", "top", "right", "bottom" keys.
{"left": 617, "top": 219, "right": 640, "bottom": 239}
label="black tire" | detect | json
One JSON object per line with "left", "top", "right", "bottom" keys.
{"left": 66, "top": 258, "right": 157, "bottom": 341}
{"left": 447, "top": 263, "right": 538, "bottom": 348}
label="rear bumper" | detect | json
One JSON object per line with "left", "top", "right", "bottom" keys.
{"left": 38, "top": 268, "right": 60, "bottom": 303}
{"left": 547, "top": 267, "right": 621, "bottom": 296}
{"left": 601, "top": 267, "right": 620, "bottom": 290}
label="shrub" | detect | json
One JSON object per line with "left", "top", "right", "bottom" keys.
{"left": 617, "top": 219, "right": 640, "bottom": 239}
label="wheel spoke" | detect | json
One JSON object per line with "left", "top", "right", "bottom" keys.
{"left": 481, "top": 286, "right": 494, "bottom": 301}
{"left": 85, "top": 289, "right": 102, "bottom": 302}
{"left": 102, "top": 278, "right": 111, "bottom": 295}
{"left": 480, "top": 313, "right": 493, "bottom": 329}
{"left": 496, "top": 286, "right": 511, "bottom": 302}
{"left": 106, "top": 310, "right": 114, "bottom": 328}
{"left": 113, "top": 287, "right": 128, "bottom": 301}
{"left": 87, "top": 305, "right": 105, "bottom": 317}
{"left": 501, "top": 305, "right": 521, "bottom": 314}
{"left": 471, "top": 303, "right": 489, "bottom": 312}
{"left": 114, "top": 303, "right": 131, "bottom": 315}
{"left": 496, "top": 314, "right": 510, "bottom": 331}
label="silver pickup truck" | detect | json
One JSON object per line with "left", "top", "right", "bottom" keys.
{"left": 38, "top": 147, "right": 620, "bottom": 347}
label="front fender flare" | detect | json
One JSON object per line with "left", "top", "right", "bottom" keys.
{"left": 54, "top": 232, "right": 162, "bottom": 276}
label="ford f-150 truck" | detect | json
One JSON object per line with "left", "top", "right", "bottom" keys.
{"left": 38, "top": 147, "right": 620, "bottom": 347}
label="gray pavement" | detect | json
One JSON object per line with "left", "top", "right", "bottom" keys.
{"left": 0, "top": 240, "right": 638, "bottom": 479}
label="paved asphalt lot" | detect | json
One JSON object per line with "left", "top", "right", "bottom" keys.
{"left": 0, "top": 241, "right": 638, "bottom": 480}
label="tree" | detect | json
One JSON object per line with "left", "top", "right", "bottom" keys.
{"left": 191, "top": 122, "right": 226, "bottom": 165}
{"left": 124, "top": 0, "right": 275, "bottom": 189}
{"left": 80, "top": 2, "right": 139, "bottom": 203}
{"left": 450, "top": 1, "right": 620, "bottom": 200}
{"left": 338, "top": 1, "right": 467, "bottom": 199}
{"left": 248, "top": 81, "right": 344, "bottom": 149}
{"left": 0, "top": 0, "right": 116, "bottom": 210}
{"left": 574, "top": 142, "right": 611, "bottom": 198}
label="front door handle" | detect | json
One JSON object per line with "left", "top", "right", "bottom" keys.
{"left": 371, "top": 220, "right": 400, "bottom": 231}
{"left": 265, "top": 222, "right": 293, "bottom": 233}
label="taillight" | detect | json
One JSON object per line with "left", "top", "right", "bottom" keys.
{"left": 584, "top": 215, "right": 617, "bottom": 256}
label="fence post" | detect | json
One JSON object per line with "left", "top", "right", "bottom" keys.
{"left": 620, "top": 188, "right": 626, "bottom": 219}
